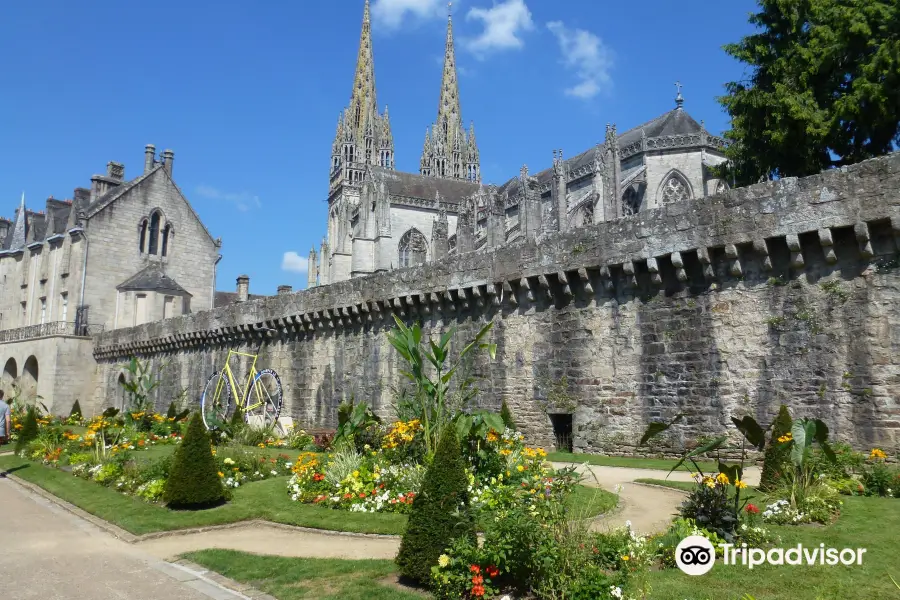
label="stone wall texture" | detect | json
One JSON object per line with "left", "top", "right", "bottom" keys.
{"left": 91, "top": 153, "right": 900, "bottom": 454}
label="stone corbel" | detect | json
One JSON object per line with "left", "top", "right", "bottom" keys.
{"left": 670, "top": 252, "right": 688, "bottom": 282}
{"left": 598, "top": 266, "right": 614, "bottom": 292}
{"left": 817, "top": 229, "right": 837, "bottom": 264}
{"left": 392, "top": 297, "right": 405, "bottom": 316}
{"left": 785, "top": 234, "right": 804, "bottom": 268}
{"left": 854, "top": 222, "right": 874, "bottom": 259}
{"left": 537, "top": 274, "right": 552, "bottom": 300}
{"left": 457, "top": 288, "right": 471, "bottom": 311}
{"left": 503, "top": 281, "right": 517, "bottom": 306}
{"left": 697, "top": 247, "right": 715, "bottom": 280}
{"left": 725, "top": 244, "right": 742, "bottom": 277}
{"left": 415, "top": 293, "right": 429, "bottom": 315}
{"left": 443, "top": 290, "right": 455, "bottom": 311}
{"left": 557, "top": 271, "right": 572, "bottom": 298}
{"left": 472, "top": 286, "right": 485, "bottom": 308}
{"left": 520, "top": 277, "right": 535, "bottom": 302}
{"left": 752, "top": 239, "right": 772, "bottom": 270}
{"left": 622, "top": 260, "right": 638, "bottom": 288}
{"left": 646, "top": 257, "right": 662, "bottom": 285}
{"left": 578, "top": 268, "right": 594, "bottom": 294}
{"left": 405, "top": 295, "right": 416, "bottom": 316}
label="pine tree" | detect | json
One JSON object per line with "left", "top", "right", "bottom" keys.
{"left": 15, "top": 406, "right": 39, "bottom": 456}
{"left": 396, "top": 426, "right": 474, "bottom": 584}
{"left": 760, "top": 405, "right": 794, "bottom": 491}
{"left": 166, "top": 402, "right": 177, "bottom": 419}
{"left": 69, "top": 400, "right": 83, "bottom": 420}
{"left": 500, "top": 399, "right": 516, "bottom": 431}
{"left": 163, "top": 412, "right": 226, "bottom": 508}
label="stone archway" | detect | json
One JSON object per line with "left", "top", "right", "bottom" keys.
{"left": 21, "top": 356, "right": 39, "bottom": 399}
{"left": 117, "top": 373, "right": 127, "bottom": 410}
{"left": 1, "top": 358, "right": 17, "bottom": 396}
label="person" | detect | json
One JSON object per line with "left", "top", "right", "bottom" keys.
{"left": 0, "top": 389, "right": 9, "bottom": 446}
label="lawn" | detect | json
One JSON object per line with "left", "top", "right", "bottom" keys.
{"left": 184, "top": 550, "right": 425, "bottom": 600}
{"left": 0, "top": 456, "right": 616, "bottom": 537}
{"left": 183, "top": 497, "right": 900, "bottom": 600}
{"left": 548, "top": 451, "right": 721, "bottom": 472}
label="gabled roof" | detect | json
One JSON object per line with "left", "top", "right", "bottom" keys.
{"left": 214, "top": 290, "right": 268, "bottom": 308}
{"left": 117, "top": 264, "right": 192, "bottom": 296}
{"left": 368, "top": 165, "right": 480, "bottom": 205}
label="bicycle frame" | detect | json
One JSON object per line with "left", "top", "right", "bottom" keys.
{"left": 212, "top": 333, "right": 271, "bottom": 414}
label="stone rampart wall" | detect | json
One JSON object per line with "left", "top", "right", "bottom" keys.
{"left": 91, "top": 153, "right": 900, "bottom": 453}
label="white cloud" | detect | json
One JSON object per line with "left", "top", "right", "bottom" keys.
{"left": 281, "top": 251, "right": 309, "bottom": 274}
{"left": 195, "top": 185, "right": 261, "bottom": 212}
{"left": 464, "top": 0, "right": 534, "bottom": 57}
{"left": 372, "top": 0, "right": 445, "bottom": 30}
{"left": 546, "top": 21, "right": 614, "bottom": 100}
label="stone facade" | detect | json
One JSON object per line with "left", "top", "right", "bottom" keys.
{"left": 0, "top": 146, "right": 222, "bottom": 412}
{"left": 92, "top": 152, "right": 900, "bottom": 455}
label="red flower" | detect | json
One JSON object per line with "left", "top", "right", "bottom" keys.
{"left": 471, "top": 574, "right": 484, "bottom": 585}
{"left": 343, "top": 493, "right": 353, "bottom": 499}
{"left": 469, "top": 565, "right": 481, "bottom": 574}
{"left": 471, "top": 585, "right": 485, "bottom": 597}
{"left": 745, "top": 503, "right": 760, "bottom": 514}
{"left": 486, "top": 565, "right": 499, "bottom": 577}
{"left": 358, "top": 493, "right": 367, "bottom": 499}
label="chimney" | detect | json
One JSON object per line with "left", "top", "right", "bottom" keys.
{"left": 144, "top": 144, "right": 156, "bottom": 173}
{"left": 106, "top": 161, "right": 125, "bottom": 181}
{"left": 162, "top": 149, "right": 174, "bottom": 176}
{"left": 236, "top": 275, "right": 250, "bottom": 302}
{"left": 277, "top": 285, "right": 293, "bottom": 295}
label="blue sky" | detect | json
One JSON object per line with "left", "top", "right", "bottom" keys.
{"left": 0, "top": 0, "right": 759, "bottom": 296}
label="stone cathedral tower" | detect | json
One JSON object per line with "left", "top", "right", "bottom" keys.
{"left": 419, "top": 8, "right": 480, "bottom": 182}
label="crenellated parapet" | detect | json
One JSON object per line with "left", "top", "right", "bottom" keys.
{"left": 94, "top": 152, "right": 900, "bottom": 360}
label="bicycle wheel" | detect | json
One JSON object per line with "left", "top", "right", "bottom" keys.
{"left": 244, "top": 369, "right": 283, "bottom": 429}
{"left": 201, "top": 371, "right": 232, "bottom": 431}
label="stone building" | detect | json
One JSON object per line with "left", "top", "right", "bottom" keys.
{"left": 0, "top": 146, "right": 222, "bottom": 412}
{"left": 308, "top": 0, "right": 730, "bottom": 286}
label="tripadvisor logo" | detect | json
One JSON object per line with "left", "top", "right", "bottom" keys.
{"left": 675, "top": 536, "right": 868, "bottom": 576}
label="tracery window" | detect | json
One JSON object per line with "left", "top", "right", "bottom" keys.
{"left": 660, "top": 172, "right": 691, "bottom": 204}
{"left": 579, "top": 204, "right": 593, "bottom": 226}
{"left": 398, "top": 228, "right": 428, "bottom": 268}
{"left": 715, "top": 180, "right": 729, "bottom": 195}
{"left": 148, "top": 211, "right": 161, "bottom": 255}
{"left": 622, "top": 188, "right": 642, "bottom": 216}
{"left": 138, "top": 219, "right": 148, "bottom": 253}
{"left": 162, "top": 224, "right": 171, "bottom": 257}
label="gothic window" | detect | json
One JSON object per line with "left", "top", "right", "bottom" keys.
{"left": 659, "top": 172, "right": 692, "bottom": 204}
{"left": 398, "top": 228, "right": 428, "bottom": 268}
{"left": 138, "top": 219, "right": 148, "bottom": 253}
{"left": 148, "top": 211, "right": 161, "bottom": 255}
{"left": 162, "top": 224, "right": 171, "bottom": 257}
{"left": 622, "top": 188, "right": 642, "bottom": 216}
{"left": 579, "top": 203, "right": 593, "bottom": 226}
{"left": 715, "top": 180, "right": 729, "bottom": 195}
{"left": 448, "top": 234, "right": 457, "bottom": 254}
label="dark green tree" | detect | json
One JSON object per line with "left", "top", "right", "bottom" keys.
{"left": 163, "top": 413, "right": 226, "bottom": 508}
{"left": 69, "top": 400, "right": 83, "bottom": 420}
{"left": 15, "top": 406, "right": 39, "bottom": 456}
{"left": 718, "top": 0, "right": 900, "bottom": 185}
{"left": 499, "top": 399, "right": 516, "bottom": 431}
{"left": 396, "top": 426, "right": 474, "bottom": 584}
{"left": 166, "top": 402, "right": 178, "bottom": 419}
{"left": 759, "top": 404, "right": 794, "bottom": 491}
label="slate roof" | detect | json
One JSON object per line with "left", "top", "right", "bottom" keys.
{"left": 369, "top": 166, "right": 481, "bottom": 205}
{"left": 214, "top": 291, "right": 269, "bottom": 308}
{"left": 117, "top": 264, "right": 192, "bottom": 296}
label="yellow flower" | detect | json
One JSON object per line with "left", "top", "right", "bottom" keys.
{"left": 703, "top": 477, "right": 715, "bottom": 489}
{"left": 257, "top": 443, "right": 266, "bottom": 448}
{"left": 218, "top": 472, "right": 224, "bottom": 478}
{"left": 352, "top": 470, "right": 360, "bottom": 478}
{"left": 716, "top": 472, "right": 730, "bottom": 485}
{"left": 869, "top": 448, "right": 887, "bottom": 461}
{"left": 734, "top": 479, "right": 748, "bottom": 489}
{"left": 777, "top": 432, "right": 793, "bottom": 443}
{"left": 622, "top": 555, "right": 630, "bottom": 561}
{"left": 517, "top": 465, "right": 525, "bottom": 472}
{"left": 437, "top": 554, "right": 451, "bottom": 568}
{"left": 499, "top": 449, "right": 511, "bottom": 456}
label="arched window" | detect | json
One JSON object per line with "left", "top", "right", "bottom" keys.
{"left": 579, "top": 204, "right": 593, "bottom": 226}
{"left": 715, "top": 180, "right": 729, "bottom": 195}
{"left": 139, "top": 220, "right": 148, "bottom": 253}
{"left": 148, "top": 212, "right": 161, "bottom": 255}
{"left": 162, "top": 224, "right": 171, "bottom": 257}
{"left": 622, "top": 188, "right": 642, "bottom": 216}
{"left": 398, "top": 229, "right": 428, "bottom": 268}
{"left": 659, "top": 172, "right": 692, "bottom": 204}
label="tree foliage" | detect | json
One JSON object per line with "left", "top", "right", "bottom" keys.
{"left": 163, "top": 413, "right": 226, "bottom": 508}
{"left": 719, "top": 0, "right": 900, "bottom": 184}
{"left": 759, "top": 404, "right": 794, "bottom": 491}
{"left": 500, "top": 399, "right": 516, "bottom": 430}
{"left": 15, "top": 406, "right": 39, "bottom": 455}
{"left": 395, "top": 425, "right": 475, "bottom": 584}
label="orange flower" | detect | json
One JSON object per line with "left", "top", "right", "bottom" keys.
{"left": 471, "top": 574, "right": 484, "bottom": 585}
{"left": 471, "top": 584, "right": 485, "bottom": 597}
{"left": 469, "top": 565, "right": 481, "bottom": 574}
{"left": 486, "top": 566, "right": 499, "bottom": 578}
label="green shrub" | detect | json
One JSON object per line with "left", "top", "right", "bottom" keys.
{"left": 759, "top": 404, "right": 793, "bottom": 491}
{"left": 69, "top": 400, "right": 83, "bottom": 420}
{"left": 163, "top": 413, "right": 226, "bottom": 508}
{"left": 166, "top": 402, "right": 177, "bottom": 419}
{"left": 396, "top": 425, "right": 474, "bottom": 584}
{"left": 500, "top": 399, "right": 516, "bottom": 430}
{"left": 15, "top": 406, "right": 39, "bottom": 456}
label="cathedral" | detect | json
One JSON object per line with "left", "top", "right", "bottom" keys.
{"left": 307, "top": 0, "right": 731, "bottom": 287}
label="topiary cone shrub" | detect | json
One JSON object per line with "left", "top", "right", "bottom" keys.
{"left": 500, "top": 399, "right": 516, "bottom": 431}
{"left": 15, "top": 406, "right": 39, "bottom": 456}
{"left": 759, "top": 404, "right": 793, "bottom": 491}
{"left": 69, "top": 400, "right": 82, "bottom": 420}
{"left": 166, "top": 401, "right": 177, "bottom": 419}
{"left": 163, "top": 412, "right": 226, "bottom": 509}
{"left": 396, "top": 425, "right": 475, "bottom": 585}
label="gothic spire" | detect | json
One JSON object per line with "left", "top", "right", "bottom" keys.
{"left": 9, "top": 192, "right": 27, "bottom": 250}
{"left": 349, "top": 0, "right": 377, "bottom": 142}
{"left": 436, "top": 6, "right": 462, "bottom": 138}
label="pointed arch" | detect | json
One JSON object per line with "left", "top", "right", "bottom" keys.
{"left": 568, "top": 198, "right": 595, "bottom": 228}
{"left": 148, "top": 210, "right": 162, "bottom": 255}
{"left": 162, "top": 223, "right": 172, "bottom": 257}
{"left": 138, "top": 218, "right": 148, "bottom": 253}
{"left": 622, "top": 187, "right": 642, "bottom": 216}
{"left": 657, "top": 170, "right": 693, "bottom": 205}
{"left": 714, "top": 180, "right": 730, "bottom": 195}
{"left": 398, "top": 228, "right": 428, "bottom": 268}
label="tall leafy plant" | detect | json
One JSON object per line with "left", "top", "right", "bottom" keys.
{"left": 386, "top": 315, "right": 496, "bottom": 456}
{"left": 119, "top": 356, "right": 165, "bottom": 412}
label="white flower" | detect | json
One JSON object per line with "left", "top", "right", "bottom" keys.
{"left": 271, "top": 470, "right": 278, "bottom": 476}
{"left": 610, "top": 586, "right": 623, "bottom": 599}
{"left": 624, "top": 520, "right": 632, "bottom": 530}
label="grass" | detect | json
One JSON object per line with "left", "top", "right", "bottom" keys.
{"left": 634, "top": 478, "right": 696, "bottom": 493}
{"left": 642, "top": 496, "right": 900, "bottom": 599}
{"left": 0, "top": 455, "right": 615, "bottom": 536}
{"left": 548, "top": 451, "right": 721, "bottom": 472}
{"left": 182, "top": 550, "right": 425, "bottom": 600}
